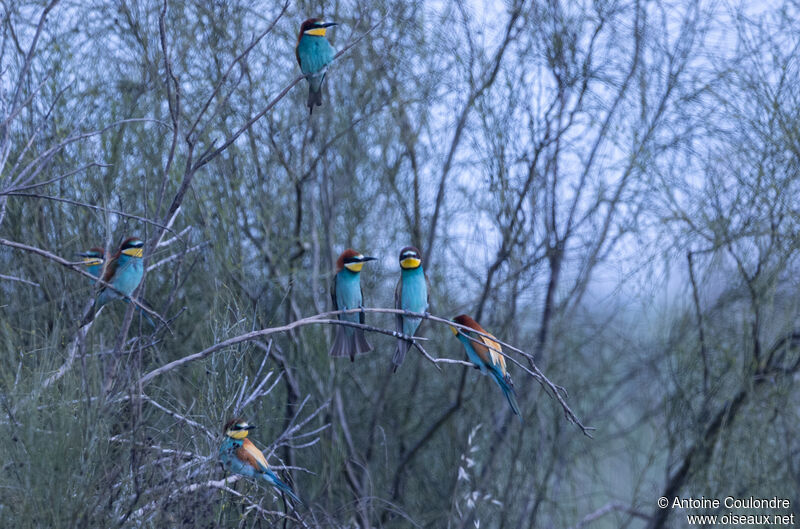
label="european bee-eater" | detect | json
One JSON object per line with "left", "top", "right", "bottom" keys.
{"left": 77, "top": 247, "right": 105, "bottom": 278}
{"left": 219, "top": 418, "right": 305, "bottom": 505}
{"left": 296, "top": 18, "right": 337, "bottom": 114}
{"left": 451, "top": 314, "right": 522, "bottom": 420}
{"left": 392, "top": 246, "right": 429, "bottom": 372}
{"left": 329, "top": 249, "right": 377, "bottom": 361}
{"left": 81, "top": 237, "right": 145, "bottom": 325}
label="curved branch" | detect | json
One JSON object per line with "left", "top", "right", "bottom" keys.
{"left": 136, "top": 307, "right": 592, "bottom": 435}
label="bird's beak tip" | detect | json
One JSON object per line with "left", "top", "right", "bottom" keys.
{"left": 323, "top": 21, "right": 338, "bottom": 27}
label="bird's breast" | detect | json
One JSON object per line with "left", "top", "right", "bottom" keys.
{"left": 298, "top": 36, "right": 334, "bottom": 75}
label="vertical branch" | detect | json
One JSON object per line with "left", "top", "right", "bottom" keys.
{"left": 687, "top": 251, "right": 709, "bottom": 396}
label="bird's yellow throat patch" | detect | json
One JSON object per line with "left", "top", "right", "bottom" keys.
{"left": 306, "top": 27, "right": 327, "bottom": 37}
{"left": 344, "top": 262, "right": 364, "bottom": 272}
{"left": 449, "top": 325, "right": 459, "bottom": 335}
{"left": 122, "top": 247, "right": 143, "bottom": 258}
{"left": 228, "top": 429, "right": 249, "bottom": 440}
{"left": 400, "top": 257, "right": 421, "bottom": 269}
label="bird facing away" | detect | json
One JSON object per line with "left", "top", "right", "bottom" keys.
{"left": 77, "top": 247, "right": 105, "bottom": 278}
{"left": 219, "top": 418, "right": 305, "bottom": 505}
{"left": 329, "top": 249, "right": 377, "bottom": 360}
{"left": 392, "top": 246, "right": 429, "bottom": 372}
{"left": 451, "top": 314, "right": 522, "bottom": 421}
{"left": 81, "top": 237, "right": 145, "bottom": 326}
{"left": 296, "top": 18, "right": 337, "bottom": 114}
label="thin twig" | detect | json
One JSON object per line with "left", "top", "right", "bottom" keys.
{"left": 0, "top": 273, "right": 40, "bottom": 287}
{"left": 147, "top": 241, "right": 209, "bottom": 271}
{"left": 3, "top": 192, "right": 180, "bottom": 235}
{"left": 140, "top": 394, "right": 215, "bottom": 438}
{"left": 1, "top": 161, "right": 111, "bottom": 194}
{"left": 0, "top": 237, "right": 169, "bottom": 327}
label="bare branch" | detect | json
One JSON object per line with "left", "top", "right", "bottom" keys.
{"left": 0, "top": 273, "right": 40, "bottom": 287}
{"left": 136, "top": 308, "right": 591, "bottom": 435}
{"left": 0, "top": 238, "right": 169, "bottom": 327}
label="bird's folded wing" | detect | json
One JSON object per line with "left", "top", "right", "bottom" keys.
{"left": 394, "top": 277, "right": 403, "bottom": 332}
{"left": 102, "top": 255, "right": 119, "bottom": 283}
{"left": 331, "top": 275, "right": 339, "bottom": 311}
{"left": 480, "top": 333, "right": 506, "bottom": 375}
{"left": 237, "top": 439, "right": 269, "bottom": 472}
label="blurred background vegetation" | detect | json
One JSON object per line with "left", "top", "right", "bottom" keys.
{"left": 2, "top": 0, "right": 800, "bottom": 527}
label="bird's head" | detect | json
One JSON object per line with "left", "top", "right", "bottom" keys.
{"left": 77, "top": 247, "right": 105, "bottom": 267}
{"left": 299, "top": 18, "right": 337, "bottom": 37}
{"left": 398, "top": 246, "right": 422, "bottom": 270}
{"left": 337, "top": 248, "right": 377, "bottom": 273}
{"left": 450, "top": 314, "right": 478, "bottom": 336}
{"left": 224, "top": 418, "right": 255, "bottom": 440}
{"left": 120, "top": 237, "right": 144, "bottom": 258}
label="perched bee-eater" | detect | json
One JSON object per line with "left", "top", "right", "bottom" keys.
{"left": 219, "top": 418, "right": 305, "bottom": 505}
{"left": 77, "top": 247, "right": 105, "bottom": 278}
{"left": 329, "top": 249, "right": 377, "bottom": 361}
{"left": 296, "top": 18, "right": 337, "bottom": 114}
{"left": 451, "top": 314, "right": 522, "bottom": 420}
{"left": 392, "top": 246, "right": 429, "bottom": 372}
{"left": 81, "top": 237, "right": 145, "bottom": 325}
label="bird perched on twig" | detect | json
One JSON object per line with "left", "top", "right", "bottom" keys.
{"left": 219, "top": 418, "right": 305, "bottom": 506}
{"left": 329, "top": 249, "right": 377, "bottom": 360}
{"left": 296, "top": 18, "right": 337, "bottom": 114}
{"left": 451, "top": 314, "right": 522, "bottom": 421}
{"left": 392, "top": 246, "right": 429, "bottom": 372}
{"left": 80, "top": 237, "right": 147, "bottom": 326}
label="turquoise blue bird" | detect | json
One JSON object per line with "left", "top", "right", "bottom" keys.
{"left": 219, "top": 418, "right": 305, "bottom": 505}
{"left": 81, "top": 237, "right": 147, "bottom": 326}
{"left": 392, "top": 246, "right": 429, "bottom": 372}
{"left": 295, "top": 18, "right": 337, "bottom": 114}
{"left": 329, "top": 248, "right": 377, "bottom": 360}
{"left": 77, "top": 247, "right": 105, "bottom": 279}
{"left": 451, "top": 314, "right": 522, "bottom": 421}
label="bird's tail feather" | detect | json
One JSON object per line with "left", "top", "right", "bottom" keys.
{"left": 307, "top": 87, "right": 322, "bottom": 114}
{"left": 306, "top": 71, "right": 327, "bottom": 114}
{"left": 263, "top": 469, "right": 306, "bottom": 506}
{"left": 493, "top": 371, "right": 523, "bottom": 422}
{"left": 392, "top": 339, "right": 411, "bottom": 372}
{"left": 329, "top": 326, "right": 373, "bottom": 361}
{"left": 328, "top": 327, "right": 351, "bottom": 358}
{"left": 123, "top": 297, "right": 156, "bottom": 328}
{"left": 353, "top": 328, "right": 373, "bottom": 359}
{"left": 137, "top": 307, "right": 156, "bottom": 328}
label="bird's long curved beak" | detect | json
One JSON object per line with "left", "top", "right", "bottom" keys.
{"left": 243, "top": 424, "right": 256, "bottom": 430}
{"left": 359, "top": 256, "right": 377, "bottom": 262}
{"left": 320, "top": 22, "right": 338, "bottom": 28}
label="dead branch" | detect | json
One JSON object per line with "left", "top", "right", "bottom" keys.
{"left": 135, "top": 308, "right": 592, "bottom": 435}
